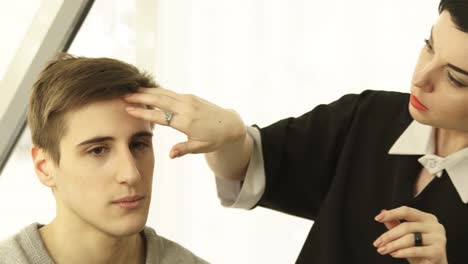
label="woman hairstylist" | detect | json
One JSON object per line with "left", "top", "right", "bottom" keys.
{"left": 124, "top": 1, "right": 468, "bottom": 263}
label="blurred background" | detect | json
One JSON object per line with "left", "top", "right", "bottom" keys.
{"left": 0, "top": 0, "right": 440, "bottom": 263}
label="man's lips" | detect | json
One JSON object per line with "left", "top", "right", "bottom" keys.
{"left": 112, "top": 195, "right": 144, "bottom": 203}
{"left": 410, "top": 95, "right": 428, "bottom": 111}
{"left": 112, "top": 195, "right": 145, "bottom": 209}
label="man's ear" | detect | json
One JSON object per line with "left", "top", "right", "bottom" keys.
{"left": 31, "top": 146, "right": 56, "bottom": 188}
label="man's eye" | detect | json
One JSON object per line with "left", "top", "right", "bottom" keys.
{"left": 88, "top": 147, "right": 107, "bottom": 156}
{"left": 424, "top": 39, "right": 433, "bottom": 51}
{"left": 131, "top": 141, "right": 149, "bottom": 150}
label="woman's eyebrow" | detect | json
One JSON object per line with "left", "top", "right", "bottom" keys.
{"left": 448, "top": 64, "right": 468, "bottom": 77}
{"left": 430, "top": 26, "right": 468, "bottom": 77}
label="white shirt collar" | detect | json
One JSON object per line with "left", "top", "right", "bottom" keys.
{"left": 388, "top": 121, "right": 468, "bottom": 204}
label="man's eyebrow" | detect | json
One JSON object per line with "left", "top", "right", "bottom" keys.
{"left": 76, "top": 131, "right": 153, "bottom": 147}
{"left": 132, "top": 131, "right": 153, "bottom": 139}
{"left": 429, "top": 26, "right": 468, "bottom": 77}
{"left": 76, "top": 137, "right": 114, "bottom": 147}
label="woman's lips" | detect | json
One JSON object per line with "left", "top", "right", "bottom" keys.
{"left": 410, "top": 95, "right": 428, "bottom": 111}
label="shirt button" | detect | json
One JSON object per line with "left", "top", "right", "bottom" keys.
{"left": 428, "top": 159, "right": 438, "bottom": 169}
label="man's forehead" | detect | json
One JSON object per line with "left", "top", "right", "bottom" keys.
{"left": 61, "top": 98, "right": 152, "bottom": 144}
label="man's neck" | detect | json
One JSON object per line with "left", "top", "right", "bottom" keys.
{"left": 39, "top": 219, "right": 146, "bottom": 264}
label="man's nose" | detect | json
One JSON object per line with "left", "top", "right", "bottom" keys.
{"left": 115, "top": 148, "right": 141, "bottom": 186}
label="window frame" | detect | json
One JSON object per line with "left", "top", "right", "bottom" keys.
{"left": 0, "top": 0, "right": 95, "bottom": 174}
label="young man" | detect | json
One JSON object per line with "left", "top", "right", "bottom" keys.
{"left": 0, "top": 54, "right": 207, "bottom": 264}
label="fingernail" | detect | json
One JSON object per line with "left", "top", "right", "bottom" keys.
{"left": 377, "top": 246, "right": 386, "bottom": 254}
{"left": 373, "top": 238, "right": 382, "bottom": 247}
{"left": 375, "top": 212, "right": 384, "bottom": 222}
{"left": 171, "top": 150, "right": 180, "bottom": 159}
{"left": 126, "top": 107, "right": 135, "bottom": 111}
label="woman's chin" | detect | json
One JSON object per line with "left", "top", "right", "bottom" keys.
{"left": 409, "top": 104, "right": 431, "bottom": 125}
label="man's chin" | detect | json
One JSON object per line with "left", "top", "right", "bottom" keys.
{"left": 109, "top": 220, "right": 147, "bottom": 237}
{"left": 104, "top": 213, "right": 149, "bottom": 237}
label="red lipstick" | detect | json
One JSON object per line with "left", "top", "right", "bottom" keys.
{"left": 410, "top": 95, "right": 428, "bottom": 111}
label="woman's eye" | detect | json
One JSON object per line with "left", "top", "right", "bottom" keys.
{"left": 447, "top": 71, "right": 466, "bottom": 88}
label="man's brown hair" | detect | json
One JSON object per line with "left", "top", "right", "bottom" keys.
{"left": 28, "top": 53, "right": 158, "bottom": 165}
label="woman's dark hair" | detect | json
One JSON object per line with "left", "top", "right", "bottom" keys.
{"left": 439, "top": 0, "right": 468, "bottom": 32}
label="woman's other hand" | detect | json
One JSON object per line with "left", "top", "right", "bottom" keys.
{"left": 373, "top": 206, "right": 448, "bottom": 264}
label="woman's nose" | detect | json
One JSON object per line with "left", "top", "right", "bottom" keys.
{"left": 413, "top": 63, "right": 436, "bottom": 93}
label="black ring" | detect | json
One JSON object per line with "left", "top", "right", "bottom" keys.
{"left": 414, "top": 232, "right": 423, "bottom": 247}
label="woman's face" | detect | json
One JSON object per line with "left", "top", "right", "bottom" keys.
{"left": 410, "top": 11, "right": 468, "bottom": 131}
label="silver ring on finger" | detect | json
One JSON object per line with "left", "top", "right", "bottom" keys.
{"left": 414, "top": 232, "right": 423, "bottom": 247}
{"left": 164, "top": 111, "right": 174, "bottom": 126}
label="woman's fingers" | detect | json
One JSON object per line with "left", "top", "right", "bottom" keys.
{"left": 124, "top": 92, "right": 182, "bottom": 113}
{"left": 374, "top": 206, "right": 448, "bottom": 263}
{"left": 377, "top": 233, "right": 443, "bottom": 255}
{"left": 170, "top": 140, "right": 213, "bottom": 159}
{"left": 374, "top": 221, "right": 439, "bottom": 247}
{"left": 126, "top": 106, "right": 218, "bottom": 159}
{"left": 383, "top": 220, "right": 400, "bottom": 230}
{"left": 137, "top": 87, "right": 180, "bottom": 98}
{"left": 126, "top": 107, "right": 184, "bottom": 129}
{"left": 124, "top": 87, "right": 247, "bottom": 157}
{"left": 375, "top": 206, "right": 437, "bottom": 223}
{"left": 379, "top": 210, "right": 401, "bottom": 230}
{"left": 390, "top": 244, "right": 446, "bottom": 260}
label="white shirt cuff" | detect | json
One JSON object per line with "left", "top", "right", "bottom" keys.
{"left": 215, "top": 126, "right": 266, "bottom": 209}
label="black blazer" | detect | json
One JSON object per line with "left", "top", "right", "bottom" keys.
{"left": 255, "top": 90, "right": 468, "bottom": 263}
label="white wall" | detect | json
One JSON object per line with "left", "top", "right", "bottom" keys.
{"left": 0, "top": 0, "right": 440, "bottom": 263}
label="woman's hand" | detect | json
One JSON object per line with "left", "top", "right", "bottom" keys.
{"left": 373, "top": 206, "right": 448, "bottom": 264}
{"left": 123, "top": 87, "right": 246, "bottom": 158}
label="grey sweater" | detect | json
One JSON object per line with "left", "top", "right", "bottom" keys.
{"left": 0, "top": 223, "right": 208, "bottom": 264}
